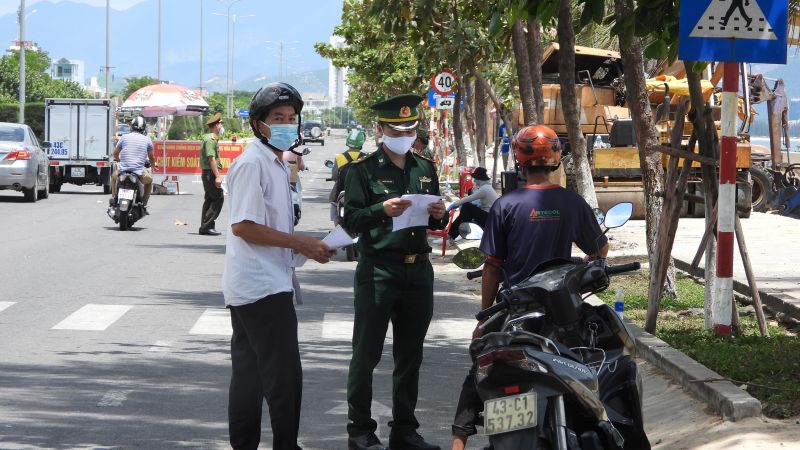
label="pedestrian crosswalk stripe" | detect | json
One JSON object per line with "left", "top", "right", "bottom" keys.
{"left": 189, "top": 309, "right": 231, "bottom": 335}
{"left": 51, "top": 304, "right": 133, "bottom": 331}
{"left": 0, "top": 301, "right": 16, "bottom": 314}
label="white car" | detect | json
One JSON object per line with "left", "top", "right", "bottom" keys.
{"left": 0, "top": 122, "right": 50, "bottom": 202}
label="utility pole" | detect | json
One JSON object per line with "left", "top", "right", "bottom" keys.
{"left": 104, "top": 0, "right": 110, "bottom": 98}
{"left": 18, "top": 0, "right": 26, "bottom": 124}
{"left": 199, "top": 0, "right": 203, "bottom": 92}
{"left": 157, "top": 0, "right": 162, "bottom": 81}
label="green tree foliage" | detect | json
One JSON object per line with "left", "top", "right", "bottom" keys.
{"left": 121, "top": 75, "right": 160, "bottom": 100}
{"left": 0, "top": 49, "right": 90, "bottom": 105}
{"left": 0, "top": 103, "right": 46, "bottom": 139}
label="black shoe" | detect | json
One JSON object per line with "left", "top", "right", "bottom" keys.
{"left": 348, "top": 433, "right": 388, "bottom": 450}
{"left": 199, "top": 228, "right": 221, "bottom": 236}
{"left": 388, "top": 432, "right": 440, "bottom": 450}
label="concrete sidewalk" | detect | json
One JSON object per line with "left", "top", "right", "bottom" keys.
{"left": 608, "top": 212, "right": 800, "bottom": 320}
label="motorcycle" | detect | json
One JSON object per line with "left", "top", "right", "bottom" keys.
{"left": 452, "top": 202, "right": 650, "bottom": 450}
{"left": 325, "top": 159, "right": 358, "bottom": 262}
{"left": 107, "top": 165, "right": 148, "bottom": 231}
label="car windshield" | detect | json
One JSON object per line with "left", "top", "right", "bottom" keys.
{"left": 0, "top": 126, "right": 25, "bottom": 142}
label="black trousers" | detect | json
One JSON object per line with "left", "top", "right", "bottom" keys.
{"left": 200, "top": 170, "right": 224, "bottom": 232}
{"left": 452, "top": 365, "right": 482, "bottom": 437}
{"left": 449, "top": 202, "right": 489, "bottom": 239}
{"left": 228, "top": 292, "right": 303, "bottom": 450}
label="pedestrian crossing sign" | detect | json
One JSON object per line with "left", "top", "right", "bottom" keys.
{"left": 679, "top": 0, "right": 788, "bottom": 64}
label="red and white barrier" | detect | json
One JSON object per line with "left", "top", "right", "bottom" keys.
{"left": 713, "top": 62, "right": 738, "bottom": 335}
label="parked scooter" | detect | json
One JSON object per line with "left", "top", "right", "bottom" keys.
{"left": 107, "top": 164, "right": 149, "bottom": 231}
{"left": 452, "top": 202, "right": 650, "bottom": 450}
{"left": 288, "top": 148, "right": 311, "bottom": 226}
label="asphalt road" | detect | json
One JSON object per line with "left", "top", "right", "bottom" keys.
{"left": 0, "top": 131, "right": 488, "bottom": 450}
{"left": 4, "top": 130, "right": 794, "bottom": 450}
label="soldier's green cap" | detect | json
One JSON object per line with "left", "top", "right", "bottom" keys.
{"left": 371, "top": 94, "right": 424, "bottom": 131}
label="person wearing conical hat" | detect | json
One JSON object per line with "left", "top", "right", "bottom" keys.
{"left": 342, "top": 94, "right": 446, "bottom": 450}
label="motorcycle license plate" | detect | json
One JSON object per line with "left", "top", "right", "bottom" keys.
{"left": 119, "top": 189, "right": 135, "bottom": 201}
{"left": 70, "top": 167, "right": 85, "bottom": 178}
{"left": 484, "top": 392, "right": 537, "bottom": 435}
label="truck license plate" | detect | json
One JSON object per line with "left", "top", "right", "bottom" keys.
{"left": 484, "top": 392, "right": 537, "bottom": 435}
{"left": 70, "top": 167, "right": 85, "bottom": 178}
{"left": 119, "top": 189, "right": 135, "bottom": 201}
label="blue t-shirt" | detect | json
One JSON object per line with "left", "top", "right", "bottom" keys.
{"left": 479, "top": 185, "right": 608, "bottom": 285}
{"left": 498, "top": 123, "right": 510, "bottom": 154}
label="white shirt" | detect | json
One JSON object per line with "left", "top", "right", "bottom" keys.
{"left": 222, "top": 140, "right": 295, "bottom": 307}
{"left": 453, "top": 182, "right": 499, "bottom": 212}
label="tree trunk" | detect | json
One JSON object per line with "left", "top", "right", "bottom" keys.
{"left": 475, "top": 79, "right": 488, "bottom": 167}
{"left": 462, "top": 81, "right": 477, "bottom": 166}
{"left": 685, "top": 62, "right": 720, "bottom": 329}
{"left": 453, "top": 71, "right": 467, "bottom": 169}
{"left": 512, "top": 20, "right": 537, "bottom": 126}
{"left": 558, "top": 0, "right": 598, "bottom": 207}
{"left": 526, "top": 18, "right": 545, "bottom": 122}
{"left": 469, "top": 62, "right": 515, "bottom": 144}
{"left": 614, "top": 0, "right": 677, "bottom": 300}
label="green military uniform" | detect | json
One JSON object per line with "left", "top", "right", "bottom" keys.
{"left": 199, "top": 133, "right": 222, "bottom": 171}
{"left": 342, "top": 94, "right": 447, "bottom": 444}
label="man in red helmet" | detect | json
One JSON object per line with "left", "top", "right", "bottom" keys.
{"left": 449, "top": 125, "right": 608, "bottom": 450}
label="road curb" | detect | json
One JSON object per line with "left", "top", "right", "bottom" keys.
{"left": 628, "top": 321, "right": 762, "bottom": 421}
{"left": 674, "top": 259, "right": 800, "bottom": 323}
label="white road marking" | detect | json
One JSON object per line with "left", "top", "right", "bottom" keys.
{"left": 426, "top": 319, "right": 475, "bottom": 342}
{"left": 0, "top": 302, "right": 16, "bottom": 314}
{"left": 321, "top": 313, "right": 355, "bottom": 340}
{"left": 189, "top": 309, "right": 231, "bottom": 336}
{"left": 51, "top": 304, "right": 132, "bottom": 331}
{"left": 148, "top": 340, "right": 172, "bottom": 352}
{"left": 97, "top": 390, "right": 131, "bottom": 407}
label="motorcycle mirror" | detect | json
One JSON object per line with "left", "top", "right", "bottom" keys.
{"left": 452, "top": 247, "right": 487, "bottom": 270}
{"left": 324, "top": 160, "right": 335, "bottom": 169}
{"left": 458, "top": 222, "right": 484, "bottom": 240}
{"left": 592, "top": 207, "right": 605, "bottom": 226}
{"left": 604, "top": 202, "right": 633, "bottom": 229}
{"left": 302, "top": 148, "right": 311, "bottom": 155}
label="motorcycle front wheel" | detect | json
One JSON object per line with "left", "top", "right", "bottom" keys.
{"left": 119, "top": 212, "right": 129, "bottom": 231}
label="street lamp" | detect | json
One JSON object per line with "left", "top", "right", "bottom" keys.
{"left": 157, "top": 0, "right": 161, "bottom": 81}
{"left": 199, "top": 0, "right": 203, "bottom": 92}
{"left": 214, "top": 0, "right": 243, "bottom": 118}
{"left": 104, "top": 0, "right": 110, "bottom": 98}
{"left": 17, "top": 0, "right": 27, "bottom": 124}
{"left": 230, "top": 13, "right": 254, "bottom": 117}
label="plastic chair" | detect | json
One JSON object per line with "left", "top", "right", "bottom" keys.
{"left": 428, "top": 209, "right": 456, "bottom": 257}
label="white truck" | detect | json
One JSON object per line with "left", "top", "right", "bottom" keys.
{"left": 44, "top": 98, "right": 113, "bottom": 193}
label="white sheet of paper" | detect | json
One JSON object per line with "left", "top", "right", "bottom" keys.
{"left": 391, "top": 194, "right": 442, "bottom": 232}
{"left": 293, "top": 226, "right": 357, "bottom": 267}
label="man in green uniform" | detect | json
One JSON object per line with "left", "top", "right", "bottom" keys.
{"left": 343, "top": 94, "right": 447, "bottom": 450}
{"left": 199, "top": 112, "right": 224, "bottom": 236}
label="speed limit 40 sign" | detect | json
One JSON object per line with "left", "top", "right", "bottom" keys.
{"left": 431, "top": 69, "right": 456, "bottom": 96}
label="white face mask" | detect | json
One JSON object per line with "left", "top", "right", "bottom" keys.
{"left": 218, "top": 126, "right": 225, "bottom": 136}
{"left": 382, "top": 135, "right": 416, "bottom": 155}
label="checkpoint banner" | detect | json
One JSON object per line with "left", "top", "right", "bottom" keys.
{"left": 152, "top": 140, "right": 245, "bottom": 174}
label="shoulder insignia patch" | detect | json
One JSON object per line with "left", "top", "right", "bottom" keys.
{"left": 415, "top": 153, "right": 435, "bottom": 163}
{"left": 352, "top": 151, "right": 376, "bottom": 164}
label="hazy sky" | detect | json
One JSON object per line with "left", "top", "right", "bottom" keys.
{"left": 1, "top": 0, "right": 147, "bottom": 17}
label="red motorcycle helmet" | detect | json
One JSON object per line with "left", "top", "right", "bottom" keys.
{"left": 512, "top": 125, "right": 562, "bottom": 168}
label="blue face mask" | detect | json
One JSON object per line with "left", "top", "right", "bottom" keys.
{"left": 261, "top": 122, "right": 299, "bottom": 151}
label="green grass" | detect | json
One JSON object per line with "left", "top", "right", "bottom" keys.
{"left": 599, "top": 271, "right": 800, "bottom": 419}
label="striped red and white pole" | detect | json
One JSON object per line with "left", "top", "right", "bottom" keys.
{"left": 443, "top": 110, "right": 450, "bottom": 178}
{"left": 714, "top": 62, "right": 738, "bottom": 335}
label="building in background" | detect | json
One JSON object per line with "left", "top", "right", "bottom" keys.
{"left": 302, "top": 92, "right": 330, "bottom": 121}
{"left": 48, "top": 58, "right": 85, "bottom": 86}
{"left": 5, "top": 40, "right": 40, "bottom": 55}
{"left": 327, "top": 36, "right": 349, "bottom": 108}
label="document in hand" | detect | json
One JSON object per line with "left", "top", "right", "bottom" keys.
{"left": 391, "top": 194, "right": 442, "bottom": 232}
{"left": 293, "top": 225, "right": 357, "bottom": 267}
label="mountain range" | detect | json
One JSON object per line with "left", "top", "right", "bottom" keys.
{"left": 0, "top": 0, "right": 343, "bottom": 94}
